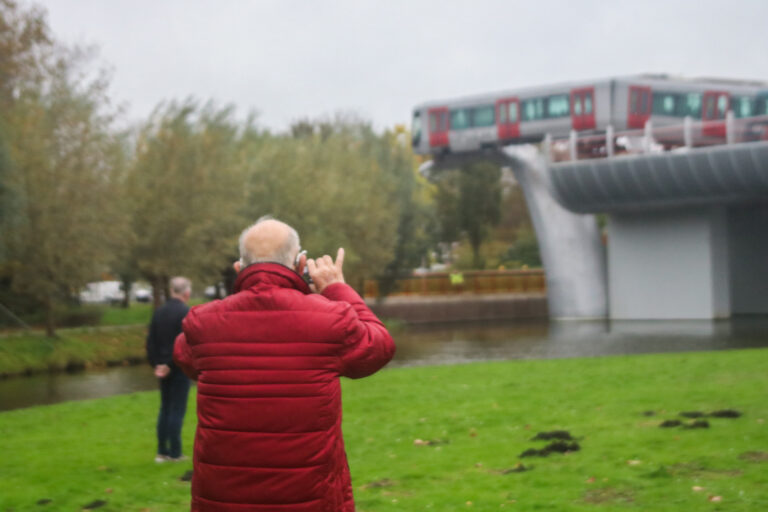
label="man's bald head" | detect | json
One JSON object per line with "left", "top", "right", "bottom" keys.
{"left": 238, "top": 216, "right": 300, "bottom": 268}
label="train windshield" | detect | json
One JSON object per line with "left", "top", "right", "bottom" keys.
{"left": 411, "top": 111, "right": 421, "bottom": 147}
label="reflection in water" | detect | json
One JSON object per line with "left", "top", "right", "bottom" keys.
{"left": 1, "top": 317, "right": 767, "bottom": 412}
{"left": 388, "top": 317, "right": 768, "bottom": 367}
{"left": 0, "top": 365, "right": 159, "bottom": 412}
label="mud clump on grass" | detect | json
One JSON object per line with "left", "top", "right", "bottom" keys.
{"left": 520, "top": 447, "right": 548, "bottom": 458}
{"left": 545, "top": 440, "right": 580, "bottom": 453}
{"left": 683, "top": 419, "right": 710, "bottom": 429}
{"left": 709, "top": 409, "right": 742, "bottom": 418}
{"left": 36, "top": 498, "right": 52, "bottom": 505}
{"left": 659, "top": 419, "right": 682, "bottom": 428}
{"left": 531, "top": 430, "right": 573, "bottom": 441}
{"left": 82, "top": 500, "right": 107, "bottom": 510}
{"left": 520, "top": 441, "right": 580, "bottom": 457}
{"left": 180, "top": 470, "right": 193, "bottom": 482}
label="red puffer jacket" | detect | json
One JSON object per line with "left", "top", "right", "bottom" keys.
{"left": 173, "top": 263, "right": 395, "bottom": 512}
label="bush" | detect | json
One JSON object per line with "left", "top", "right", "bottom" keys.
{"left": 501, "top": 225, "right": 541, "bottom": 268}
{"left": 55, "top": 306, "right": 104, "bottom": 328}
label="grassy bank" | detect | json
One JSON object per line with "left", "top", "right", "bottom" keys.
{"left": 1, "top": 348, "right": 767, "bottom": 511}
{"left": 0, "top": 302, "right": 403, "bottom": 377}
{"left": 0, "top": 326, "right": 147, "bottom": 376}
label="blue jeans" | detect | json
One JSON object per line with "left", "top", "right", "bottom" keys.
{"left": 157, "top": 369, "right": 190, "bottom": 458}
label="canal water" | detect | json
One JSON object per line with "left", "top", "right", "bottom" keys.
{"left": 1, "top": 317, "right": 766, "bottom": 412}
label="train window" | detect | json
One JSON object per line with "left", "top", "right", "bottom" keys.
{"left": 640, "top": 91, "right": 649, "bottom": 114}
{"left": 498, "top": 104, "right": 508, "bottom": 124}
{"left": 412, "top": 112, "right": 421, "bottom": 145}
{"left": 630, "top": 90, "right": 639, "bottom": 115}
{"left": 757, "top": 96, "right": 768, "bottom": 116}
{"left": 508, "top": 102, "right": 518, "bottom": 123}
{"left": 450, "top": 109, "right": 470, "bottom": 130}
{"left": 573, "top": 96, "right": 582, "bottom": 115}
{"left": 716, "top": 94, "right": 728, "bottom": 119}
{"left": 652, "top": 92, "right": 679, "bottom": 116}
{"left": 472, "top": 105, "right": 495, "bottom": 127}
{"left": 584, "top": 93, "right": 593, "bottom": 115}
{"left": 681, "top": 93, "right": 702, "bottom": 117}
{"left": 429, "top": 111, "right": 449, "bottom": 132}
{"left": 732, "top": 97, "right": 754, "bottom": 118}
{"left": 522, "top": 98, "right": 545, "bottom": 121}
{"left": 547, "top": 94, "right": 570, "bottom": 118}
{"left": 704, "top": 96, "right": 715, "bottom": 119}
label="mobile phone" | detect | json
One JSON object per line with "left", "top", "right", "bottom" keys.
{"left": 296, "top": 250, "right": 313, "bottom": 285}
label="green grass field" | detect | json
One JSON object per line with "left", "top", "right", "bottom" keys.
{"left": 1, "top": 348, "right": 766, "bottom": 511}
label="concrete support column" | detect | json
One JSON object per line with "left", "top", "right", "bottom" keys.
{"left": 608, "top": 207, "right": 731, "bottom": 320}
{"left": 728, "top": 205, "right": 768, "bottom": 314}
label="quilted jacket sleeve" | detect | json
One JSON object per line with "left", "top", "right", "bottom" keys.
{"left": 321, "top": 283, "right": 396, "bottom": 379}
{"left": 173, "top": 332, "right": 199, "bottom": 381}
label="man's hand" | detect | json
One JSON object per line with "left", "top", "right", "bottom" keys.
{"left": 307, "top": 248, "right": 345, "bottom": 293}
{"left": 154, "top": 364, "right": 170, "bottom": 379}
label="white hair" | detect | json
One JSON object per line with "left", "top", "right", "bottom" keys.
{"left": 238, "top": 215, "right": 300, "bottom": 267}
{"left": 170, "top": 276, "right": 191, "bottom": 297}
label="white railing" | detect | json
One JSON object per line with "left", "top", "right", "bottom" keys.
{"left": 544, "top": 112, "right": 768, "bottom": 163}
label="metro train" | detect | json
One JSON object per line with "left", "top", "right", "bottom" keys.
{"left": 411, "top": 75, "right": 768, "bottom": 156}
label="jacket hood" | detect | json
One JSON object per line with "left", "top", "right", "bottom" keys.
{"left": 233, "top": 262, "right": 311, "bottom": 295}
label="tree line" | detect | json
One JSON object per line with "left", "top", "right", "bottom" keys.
{"left": 0, "top": 1, "right": 538, "bottom": 336}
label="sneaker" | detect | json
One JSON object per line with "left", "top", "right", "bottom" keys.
{"left": 154, "top": 455, "right": 169, "bottom": 463}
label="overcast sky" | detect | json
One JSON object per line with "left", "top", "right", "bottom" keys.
{"left": 37, "top": 0, "right": 768, "bottom": 132}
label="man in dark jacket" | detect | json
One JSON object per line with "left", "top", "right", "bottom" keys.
{"left": 146, "top": 276, "right": 192, "bottom": 462}
{"left": 174, "top": 217, "right": 395, "bottom": 511}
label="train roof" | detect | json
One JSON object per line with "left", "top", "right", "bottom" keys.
{"left": 414, "top": 74, "right": 768, "bottom": 110}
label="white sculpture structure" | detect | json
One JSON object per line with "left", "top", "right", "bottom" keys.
{"left": 501, "top": 145, "right": 608, "bottom": 319}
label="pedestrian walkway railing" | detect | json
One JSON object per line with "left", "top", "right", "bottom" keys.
{"left": 545, "top": 113, "right": 768, "bottom": 163}
{"left": 364, "top": 269, "right": 546, "bottom": 298}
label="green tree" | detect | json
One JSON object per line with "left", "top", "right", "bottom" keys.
{"left": 502, "top": 224, "right": 542, "bottom": 268}
{"left": 0, "top": 0, "right": 50, "bottom": 106}
{"left": 0, "top": 0, "right": 52, "bottom": 322}
{"left": 1, "top": 44, "right": 124, "bottom": 335}
{"left": 123, "top": 101, "right": 246, "bottom": 307}
{"left": 373, "top": 127, "right": 435, "bottom": 298}
{"left": 244, "top": 118, "right": 400, "bottom": 291}
{"left": 434, "top": 161, "right": 502, "bottom": 269}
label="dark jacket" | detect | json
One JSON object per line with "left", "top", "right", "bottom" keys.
{"left": 174, "top": 263, "right": 396, "bottom": 512}
{"left": 146, "top": 297, "right": 190, "bottom": 368}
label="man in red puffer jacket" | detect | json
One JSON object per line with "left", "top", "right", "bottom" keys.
{"left": 173, "top": 216, "right": 395, "bottom": 512}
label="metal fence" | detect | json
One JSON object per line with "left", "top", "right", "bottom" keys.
{"left": 364, "top": 269, "right": 546, "bottom": 298}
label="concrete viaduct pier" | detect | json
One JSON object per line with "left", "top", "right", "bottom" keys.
{"left": 548, "top": 141, "right": 768, "bottom": 319}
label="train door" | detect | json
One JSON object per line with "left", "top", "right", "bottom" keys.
{"left": 702, "top": 91, "right": 730, "bottom": 138}
{"left": 627, "top": 85, "right": 652, "bottom": 129}
{"left": 427, "top": 107, "right": 450, "bottom": 149}
{"left": 496, "top": 97, "right": 520, "bottom": 140}
{"left": 571, "top": 87, "right": 596, "bottom": 131}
